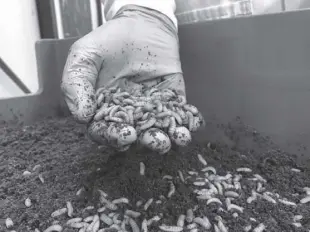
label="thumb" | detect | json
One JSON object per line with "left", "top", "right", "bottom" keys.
{"left": 61, "top": 36, "right": 104, "bottom": 124}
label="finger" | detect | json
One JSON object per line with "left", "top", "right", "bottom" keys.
{"left": 61, "top": 34, "right": 104, "bottom": 123}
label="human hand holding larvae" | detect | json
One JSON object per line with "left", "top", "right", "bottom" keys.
{"left": 86, "top": 87, "right": 205, "bottom": 153}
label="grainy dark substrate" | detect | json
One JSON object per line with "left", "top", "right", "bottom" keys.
{"left": 0, "top": 116, "right": 309, "bottom": 232}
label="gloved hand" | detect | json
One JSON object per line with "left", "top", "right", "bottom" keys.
{"left": 61, "top": 5, "right": 186, "bottom": 150}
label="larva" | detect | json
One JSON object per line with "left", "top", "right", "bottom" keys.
{"left": 140, "top": 117, "right": 156, "bottom": 131}
{"left": 253, "top": 223, "right": 266, "bottom": 232}
{"left": 51, "top": 208, "right": 67, "bottom": 217}
{"left": 23, "top": 170, "right": 32, "bottom": 176}
{"left": 193, "top": 181, "right": 206, "bottom": 186}
{"left": 262, "top": 193, "right": 276, "bottom": 204}
{"left": 113, "top": 214, "right": 121, "bottom": 224}
{"left": 177, "top": 215, "right": 185, "bottom": 227}
{"left": 300, "top": 195, "right": 310, "bottom": 204}
{"left": 97, "top": 93, "right": 105, "bottom": 106}
{"left": 253, "top": 174, "right": 267, "bottom": 183}
{"left": 186, "top": 223, "right": 197, "bottom": 229}
{"left": 147, "top": 88, "right": 159, "bottom": 97}
{"left": 168, "top": 117, "right": 176, "bottom": 135}
{"left": 114, "top": 92, "right": 130, "bottom": 98}
{"left": 207, "top": 198, "right": 222, "bottom": 205}
{"left": 67, "top": 218, "right": 83, "bottom": 225}
{"left": 202, "top": 166, "right": 217, "bottom": 174}
{"left": 140, "top": 162, "right": 145, "bottom": 176}
{"left": 178, "top": 171, "right": 185, "bottom": 183}
{"left": 43, "top": 225, "right": 63, "bottom": 232}
{"left": 162, "top": 117, "right": 170, "bottom": 128}
{"left": 134, "top": 107, "right": 142, "bottom": 114}
{"left": 76, "top": 188, "right": 84, "bottom": 196}
{"left": 98, "top": 189, "right": 108, "bottom": 198}
{"left": 157, "top": 111, "right": 171, "bottom": 118}
{"left": 177, "top": 95, "right": 186, "bottom": 106}
{"left": 123, "top": 98, "right": 135, "bottom": 105}
{"left": 125, "top": 210, "right": 141, "bottom": 218}
{"left": 104, "top": 116, "right": 123, "bottom": 123}
{"left": 193, "top": 217, "right": 211, "bottom": 229}
{"left": 66, "top": 201, "right": 74, "bottom": 217}
{"left": 99, "top": 196, "right": 117, "bottom": 210}
{"left": 244, "top": 225, "right": 252, "bottom": 232}
{"left": 292, "top": 222, "right": 302, "bottom": 228}
{"left": 188, "top": 171, "right": 198, "bottom": 176}
{"left": 109, "top": 105, "right": 120, "bottom": 117}
{"left": 217, "top": 220, "right": 228, "bottom": 232}
{"left": 158, "top": 225, "right": 183, "bottom": 232}
{"left": 114, "top": 111, "right": 130, "bottom": 123}
{"left": 129, "top": 218, "right": 140, "bottom": 232}
{"left": 293, "top": 215, "right": 303, "bottom": 221}
{"left": 257, "top": 182, "right": 264, "bottom": 192}
{"left": 97, "top": 207, "right": 106, "bottom": 213}
{"left": 144, "top": 198, "right": 154, "bottom": 211}
{"left": 237, "top": 167, "right": 252, "bottom": 173}
{"left": 214, "top": 182, "right": 223, "bottom": 195}
{"left": 87, "top": 215, "right": 99, "bottom": 232}
{"left": 38, "top": 174, "right": 45, "bottom": 183}
{"left": 197, "top": 154, "right": 207, "bottom": 166}
{"left": 167, "top": 181, "right": 176, "bottom": 198}
{"left": 147, "top": 216, "right": 161, "bottom": 226}
{"left": 136, "top": 200, "right": 143, "bottom": 207}
{"left": 154, "top": 120, "right": 164, "bottom": 128}
{"left": 183, "top": 104, "right": 198, "bottom": 115}
{"left": 155, "top": 100, "right": 163, "bottom": 113}
{"left": 214, "top": 224, "right": 221, "bottom": 232}
{"left": 25, "top": 198, "right": 32, "bottom": 207}
{"left": 196, "top": 194, "right": 212, "bottom": 200}
{"left": 186, "top": 209, "right": 194, "bottom": 223}
{"left": 127, "top": 109, "right": 134, "bottom": 125}
{"left": 225, "top": 191, "right": 240, "bottom": 198}
{"left": 112, "top": 197, "right": 129, "bottom": 204}
{"left": 186, "top": 111, "right": 194, "bottom": 131}
{"left": 163, "top": 175, "right": 173, "bottom": 180}
{"left": 5, "top": 218, "right": 14, "bottom": 229}
{"left": 68, "top": 222, "right": 88, "bottom": 229}
{"left": 108, "top": 212, "right": 116, "bottom": 217}
{"left": 100, "top": 214, "right": 113, "bottom": 225}
{"left": 228, "top": 204, "right": 244, "bottom": 213}
{"left": 278, "top": 199, "right": 296, "bottom": 206}
{"left": 142, "top": 112, "right": 150, "bottom": 121}
{"left": 170, "top": 111, "right": 182, "bottom": 125}
{"left": 142, "top": 219, "right": 148, "bottom": 232}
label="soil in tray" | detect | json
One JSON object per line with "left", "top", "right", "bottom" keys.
{"left": 0, "top": 116, "right": 310, "bottom": 232}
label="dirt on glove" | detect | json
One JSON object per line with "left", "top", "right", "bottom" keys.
{"left": 0, "top": 116, "right": 309, "bottom": 232}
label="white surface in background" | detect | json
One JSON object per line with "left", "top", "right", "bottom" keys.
{"left": 0, "top": 69, "right": 24, "bottom": 99}
{"left": 0, "top": 0, "right": 40, "bottom": 95}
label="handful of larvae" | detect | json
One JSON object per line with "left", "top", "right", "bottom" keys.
{"left": 88, "top": 87, "right": 205, "bottom": 153}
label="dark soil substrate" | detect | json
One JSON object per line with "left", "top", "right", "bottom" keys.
{"left": 0, "top": 116, "right": 309, "bottom": 232}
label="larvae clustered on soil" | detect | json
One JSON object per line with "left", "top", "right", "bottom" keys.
{"left": 88, "top": 87, "right": 205, "bottom": 153}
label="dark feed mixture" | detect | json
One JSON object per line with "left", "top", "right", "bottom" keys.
{"left": 0, "top": 116, "right": 309, "bottom": 232}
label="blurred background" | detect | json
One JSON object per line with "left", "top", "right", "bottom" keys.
{"left": 0, "top": 0, "right": 309, "bottom": 99}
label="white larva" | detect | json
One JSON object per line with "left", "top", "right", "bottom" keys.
{"left": 236, "top": 168, "right": 252, "bottom": 173}
{"left": 67, "top": 218, "right": 83, "bottom": 225}
{"left": 257, "top": 182, "right": 264, "bottom": 192}
{"left": 292, "top": 222, "right": 302, "bottom": 228}
{"left": 23, "top": 170, "right": 32, "bottom": 176}
{"left": 129, "top": 218, "right": 140, "bottom": 232}
{"left": 291, "top": 168, "right": 301, "bottom": 173}
{"left": 303, "top": 187, "right": 310, "bottom": 192}
{"left": 177, "top": 215, "right": 185, "bottom": 227}
{"left": 188, "top": 171, "right": 198, "bottom": 176}
{"left": 140, "top": 117, "right": 157, "bottom": 131}
{"left": 84, "top": 206, "right": 95, "bottom": 211}
{"left": 43, "top": 225, "right": 63, "bottom": 232}
{"left": 243, "top": 225, "right": 252, "bottom": 232}
{"left": 91, "top": 220, "right": 100, "bottom": 232}
{"left": 140, "top": 162, "right": 145, "bottom": 176}
{"left": 207, "top": 198, "right": 222, "bottom": 205}
{"left": 125, "top": 210, "right": 141, "bottom": 218}
{"left": 168, "top": 117, "right": 177, "bottom": 135}
{"left": 214, "top": 182, "right": 223, "bottom": 195}
{"left": 221, "top": 182, "right": 234, "bottom": 190}
{"left": 158, "top": 225, "right": 183, "bottom": 232}
{"left": 108, "top": 212, "right": 116, "bottom": 217}
{"left": 225, "top": 197, "right": 231, "bottom": 207}
{"left": 144, "top": 198, "right": 154, "bottom": 211}
{"left": 25, "top": 198, "right": 32, "bottom": 207}
{"left": 136, "top": 200, "right": 143, "bottom": 207}
{"left": 178, "top": 171, "right": 185, "bottom": 183}
{"left": 84, "top": 216, "right": 94, "bottom": 222}
{"left": 186, "top": 223, "right": 197, "bottom": 229}
{"left": 250, "top": 218, "right": 257, "bottom": 222}
{"left": 293, "top": 215, "right": 303, "bottom": 221}
{"left": 76, "top": 188, "right": 84, "bottom": 196}
{"left": 208, "top": 183, "right": 219, "bottom": 195}
{"left": 224, "top": 191, "right": 240, "bottom": 198}
{"left": 112, "top": 197, "right": 129, "bottom": 204}
{"left": 100, "top": 214, "right": 113, "bottom": 225}
{"left": 197, "top": 154, "right": 208, "bottom": 166}
{"left": 33, "top": 164, "right": 41, "bottom": 172}
{"left": 35, "top": 229, "right": 41, "bottom": 232}
{"left": 234, "top": 182, "right": 241, "bottom": 190}
{"left": 190, "top": 229, "right": 198, "bottom": 232}
{"left": 97, "top": 207, "right": 106, "bottom": 213}
{"left": 278, "top": 199, "right": 297, "bottom": 206}
{"left": 253, "top": 174, "right": 267, "bottom": 183}
{"left": 253, "top": 223, "right": 266, "bottom": 232}
{"left": 87, "top": 215, "right": 99, "bottom": 232}
{"left": 156, "top": 200, "right": 162, "bottom": 204}
{"left": 218, "top": 220, "right": 228, "bottom": 232}
{"left": 5, "top": 218, "right": 14, "bottom": 229}
{"left": 186, "top": 209, "right": 194, "bottom": 223}
{"left": 66, "top": 201, "right": 73, "bottom": 217}
{"left": 99, "top": 196, "right": 117, "bottom": 210}
{"left": 183, "top": 104, "right": 199, "bottom": 115}
{"left": 68, "top": 222, "right": 88, "bottom": 229}
{"left": 232, "top": 212, "right": 239, "bottom": 218}
{"left": 193, "top": 181, "right": 206, "bottom": 186}
{"left": 168, "top": 181, "right": 176, "bottom": 198}
{"left": 300, "top": 195, "right": 310, "bottom": 204}
{"left": 38, "top": 174, "right": 45, "bottom": 183}
{"left": 142, "top": 219, "right": 148, "bottom": 232}
{"left": 262, "top": 193, "right": 277, "bottom": 204}
{"left": 228, "top": 204, "right": 244, "bottom": 213}
{"left": 163, "top": 175, "right": 173, "bottom": 180}
{"left": 193, "top": 217, "right": 211, "bottom": 229}
{"left": 51, "top": 208, "right": 67, "bottom": 217}
{"left": 202, "top": 166, "right": 216, "bottom": 174}
{"left": 196, "top": 194, "right": 212, "bottom": 200}
{"left": 147, "top": 215, "right": 161, "bottom": 226}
